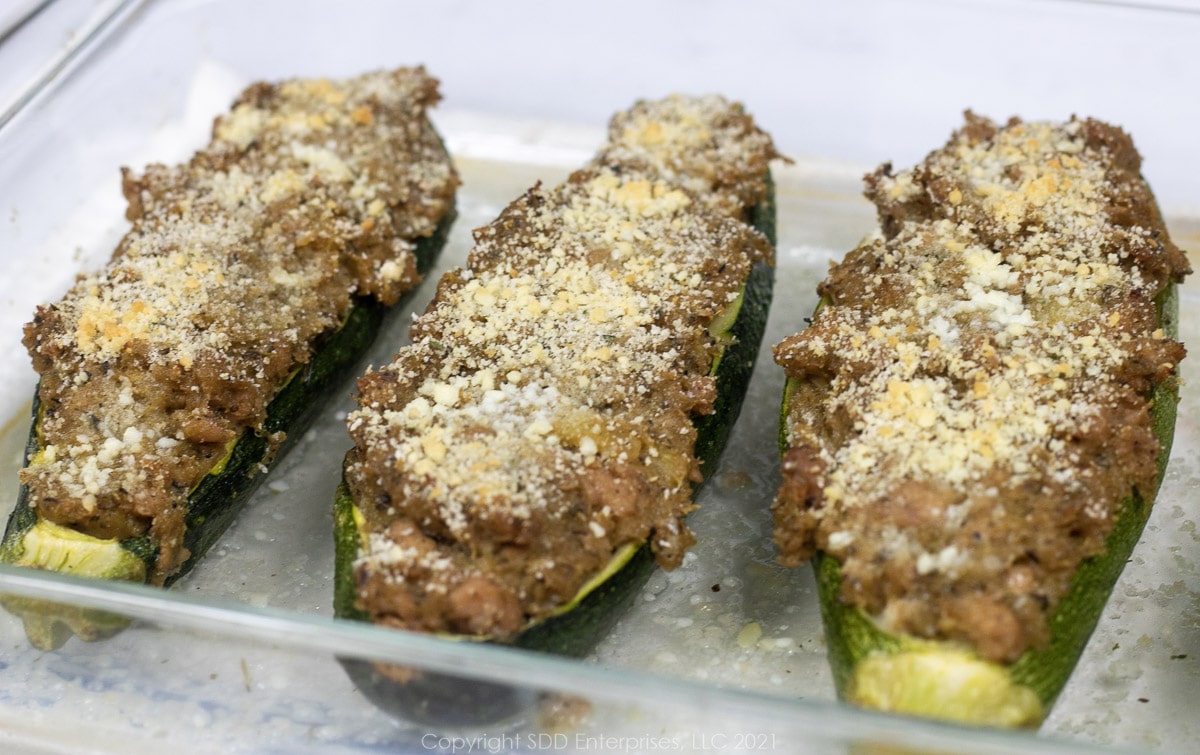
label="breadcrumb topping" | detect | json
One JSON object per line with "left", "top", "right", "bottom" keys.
{"left": 346, "top": 95, "right": 777, "bottom": 638}
{"left": 20, "top": 67, "right": 458, "bottom": 583}
{"left": 773, "top": 113, "right": 1189, "bottom": 662}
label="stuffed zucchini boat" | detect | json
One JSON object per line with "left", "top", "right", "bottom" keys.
{"left": 335, "top": 95, "right": 780, "bottom": 725}
{"left": 0, "top": 67, "right": 458, "bottom": 649}
{"left": 773, "top": 113, "right": 1189, "bottom": 728}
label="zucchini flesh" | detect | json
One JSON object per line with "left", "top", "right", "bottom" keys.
{"left": 0, "top": 209, "right": 454, "bottom": 650}
{"left": 335, "top": 174, "right": 776, "bottom": 727}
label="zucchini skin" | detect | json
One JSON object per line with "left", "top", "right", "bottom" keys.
{"left": 0, "top": 208, "right": 455, "bottom": 649}
{"left": 335, "top": 179, "right": 776, "bottom": 727}
{"left": 791, "top": 282, "right": 1180, "bottom": 726}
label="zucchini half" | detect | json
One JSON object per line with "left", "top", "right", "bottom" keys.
{"left": 334, "top": 178, "right": 776, "bottom": 727}
{"left": 781, "top": 274, "right": 1180, "bottom": 728}
{"left": 0, "top": 210, "right": 455, "bottom": 651}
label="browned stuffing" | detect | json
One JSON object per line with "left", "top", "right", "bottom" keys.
{"left": 20, "top": 68, "right": 458, "bottom": 583}
{"left": 773, "top": 112, "right": 1189, "bottom": 662}
{"left": 345, "top": 95, "right": 778, "bottom": 638}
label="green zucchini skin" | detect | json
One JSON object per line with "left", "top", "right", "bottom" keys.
{"left": 693, "top": 173, "right": 776, "bottom": 473}
{"left": 794, "top": 282, "right": 1180, "bottom": 725}
{"left": 0, "top": 208, "right": 455, "bottom": 649}
{"left": 335, "top": 181, "right": 776, "bottom": 727}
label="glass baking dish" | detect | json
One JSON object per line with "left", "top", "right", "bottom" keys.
{"left": 0, "top": 1, "right": 129, "bottom": 127}
{"left": 0, "top": 1, "right": 1196, "bottom": 752}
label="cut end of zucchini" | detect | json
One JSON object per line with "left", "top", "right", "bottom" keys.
{"left": 848, "top": 648, "right": 1043, "bottom": 729}
{"left": 3, "top": 519, "right": 147, "bottom": 583}
{"left": 0, "top": 520, "right": 145, "bottom": 649}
